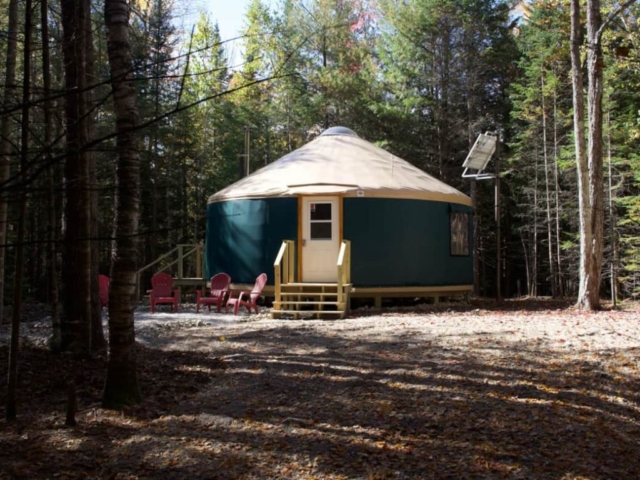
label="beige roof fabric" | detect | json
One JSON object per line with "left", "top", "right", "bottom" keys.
{"left": 208, "top": 128, "right": 472, "bottom": 207}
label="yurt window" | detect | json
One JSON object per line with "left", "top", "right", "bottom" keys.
{"left": 450, "top": 212, "right": 470, "bottom": 256}
{"left": 310, "top": 203, "right": 332, "bottom": 240}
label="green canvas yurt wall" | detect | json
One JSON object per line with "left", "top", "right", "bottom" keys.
{"left": 206, "top": 196, "right": 473, "bottom": 287}
{"left": 206, "top": 198, "right": 297, "bottom": 284}
{"left": 206, "top": 127, "right": 473, "bottom": 288}
{"left": 343, "top": 198, "right": 473, "bottom": 287}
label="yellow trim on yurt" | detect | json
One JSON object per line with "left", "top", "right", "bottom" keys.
{"left": 339, "top": 195, "right": 344, "bottom": 242}
{"left": 208, "top": 190, "right": 472, "bottom": 207}
{"left": 226, "top": 283, "right": 472, "bottom": 301}
{"left": 297, "top": 194, "right": 344, "bottom": 282}
{"left": 297, "top": 196, "right": 303, "bottom": 282}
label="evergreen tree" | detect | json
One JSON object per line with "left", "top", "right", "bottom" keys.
{"left": 377, "top": 0, "right": 516, "bottom": 185}
{"left": 130, "top": 0, "right": 181, "bottom": 270}
{"left": 378, "top": 0, "right": 517, "bottom": 297}
{"left": 175, "top": 13, "right": 235, "bottom": 244}
{"left": 509, "top": 0, "right": 577, "bottom": 297}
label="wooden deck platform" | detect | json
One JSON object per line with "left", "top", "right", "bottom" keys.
{"left": 350, "top": 284, "right": 472, "bottom": 308}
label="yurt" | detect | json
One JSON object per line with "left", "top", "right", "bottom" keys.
{"left": 206, "top": 127, "right": 473, "bottom": 311}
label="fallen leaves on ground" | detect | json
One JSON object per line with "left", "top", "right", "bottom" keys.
{"left": 1, "top": 299, "right": 639, "bottom": 479}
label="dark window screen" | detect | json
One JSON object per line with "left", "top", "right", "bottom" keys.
{"left": 309, "top": 202, "right": 333, "bottom": 240}
{"left": 311, "top": 203, "right": 332, "bottom": 221}
{"left": 311, "top": 222, "right": 332, "bottom": 240}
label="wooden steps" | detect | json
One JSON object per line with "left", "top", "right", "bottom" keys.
{"left": 274, "top": 310, "right": 344, "bottom": 315}
{"left": 272, "top": 282, "right": 352, "bottom": 319}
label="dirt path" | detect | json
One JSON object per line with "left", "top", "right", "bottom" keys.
{"left": 2, "top": 299, "right": 640, "bottom": 479}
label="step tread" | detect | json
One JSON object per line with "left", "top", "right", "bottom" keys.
{"left": 272, "top": 310, "right": 345, "bottom": 315}
{"left": 279, "top": 292, "right": 339, "bottom": 297}
{"left": 278, "top": 301, "right": 342, "bottom": 305}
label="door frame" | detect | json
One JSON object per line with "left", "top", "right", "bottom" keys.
{"left": 297, "top": 195, "right": 344, "bottom": 282}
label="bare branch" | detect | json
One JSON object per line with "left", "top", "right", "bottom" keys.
{"left": 0, "top": 73, "right": 293, "bottom": 193}
{"left": 596, "top": 0, "right": 637, "bottom": 43}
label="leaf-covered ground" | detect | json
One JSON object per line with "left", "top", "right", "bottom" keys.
{"left": 1, "top": 299, "right": 640, "bottom": 479}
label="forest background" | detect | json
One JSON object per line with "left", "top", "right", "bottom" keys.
{"left": 1, "top": 0, "right": 640, "bottom": 407}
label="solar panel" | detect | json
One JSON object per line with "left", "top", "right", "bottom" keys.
{"left": 462, "top": 133, "right": 497, "bottom": 172}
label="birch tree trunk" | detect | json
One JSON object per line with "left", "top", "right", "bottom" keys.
{"left": 102, "top": 0, "right": 142, "bottom": 408}
{"left": 574, "top": 0, "right": 637, "bottom": 308}
{"left": 570, "top": 0, "right": 592, "bottom": 308}
{"left": 0, "top": 0, "right": 19, "bottom": 325}
{"left": 579, "top": 0, "right": 605, "bottom": 309}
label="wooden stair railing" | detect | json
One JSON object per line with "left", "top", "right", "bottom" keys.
{"left": 272, "top": 239, "right": 351, "bottom": 319}
{"left": 337, "top": 239, "right": 351, "bottom": 310}
{"left": 135, "top": 243, "right": 204, "bottom": 300}
{"left": 273, "top": 240, "right": 295, "bottom": 311}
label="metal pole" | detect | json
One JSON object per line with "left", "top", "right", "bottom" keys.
{"left": 244, "top": 126, "right": 251, "bottom": 176}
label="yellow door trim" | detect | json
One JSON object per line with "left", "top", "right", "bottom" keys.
{"left": 339, "top": 195, "right": 344, "bottom": 242}
{"left": 297, "top": 196, "right": 303, "bottom": 282}
{"left": 298, "top": 195, "right": 342, "bottom": 283}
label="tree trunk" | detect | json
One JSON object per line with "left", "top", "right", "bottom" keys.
{"left": 521, "top": 233, "right": 530, "bottom": 297}
{"left": 151, "top": 55, "right": 162, "bottom": 264}
{"left": 541, "top": 74, "right": 557, "bottom": 297}
{"left": 570, "top": 0, "right": 634, "bottom": 306}
{"left": 471, "top": 180, "right": 479, "bottom": 297}
{"left": 571, "top": 0, "right": 596, "bottom": 309}
{"left": 532, "top": 149, "right": 539, "bottom": 297}
{"left": 86, "top": 5, "right": 106, "bottom": 351}
{"left": 578, "top": 0, "right": 604, "bottom": 309}
{"left": 553, "top": 86, "right": 564, "bottom": 297}
{"left": 102, "top": 0, "right": 143, "bottom": 408}
{"left": 60, "top": 0, "right": 93, "bottom": 354}
{"left": 0, "top": 0, "right": 20, "bottom": 325}
{"left": 6, "top": 0, "right": 33, "bottom": 421}
{"left": 607, "top": 110, "right": 618, "bottom": 305}
{"left": 465, "top": 70, "right": 479, "bottom": 297}
{"left": 495, "top": 136, "right": 501, "bottom": 301}
{"left": 41, "top": 0, "right": 61, "bottom": 351}
{"left": 480, "top": 233, "right": 487, "bottom": 296}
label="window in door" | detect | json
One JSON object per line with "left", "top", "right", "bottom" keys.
{"left": 310, "top": 203, "right": 332, "bottom": 240}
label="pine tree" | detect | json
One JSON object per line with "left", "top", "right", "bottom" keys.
{"left": 509, "top": 0, "right": 577, "bottom": 297}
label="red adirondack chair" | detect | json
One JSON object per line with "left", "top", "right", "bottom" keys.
{"left": 148, "top": 272, "right": 180, "bottom": 313}
{"left": 99, "top": 275, "right": 110, "bottom": 310}
{"left": 196, "top": 273, "right": 231, "bottom": 313}
{"left": 226, "top": 273, "right": 267, "bottom": 315}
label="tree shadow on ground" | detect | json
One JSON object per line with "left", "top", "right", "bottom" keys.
{"left": 1, "top": 320, "right": 640, "bottom": 479}
{"left": 178, "top": 329, "right": 640, "bottom": 479}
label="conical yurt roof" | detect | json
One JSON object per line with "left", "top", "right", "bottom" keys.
{"left": 208, "top": 127, "right": 472, "bottom": 207}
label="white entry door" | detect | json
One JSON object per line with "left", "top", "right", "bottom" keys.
{"left": 302, "top": 197, "right": 340, "bottom": 282}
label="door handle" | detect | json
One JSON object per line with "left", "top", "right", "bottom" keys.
{"left": 302, "top": 238, "right": 307, "bottom": 246}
